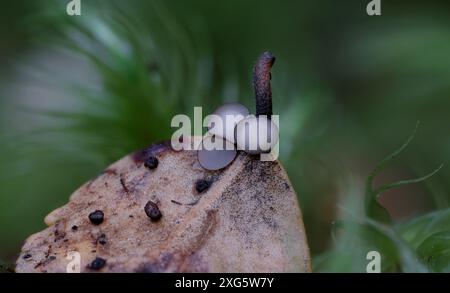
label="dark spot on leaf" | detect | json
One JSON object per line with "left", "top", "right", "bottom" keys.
{"left": 89, "top": 210, "right": 104, "bottom": 225}
{"left": 195, "top": 179, "right": 211, "bottom": 194}
{"left": 71, "top": 225, "right": 78, "bottom": 231}
{"left": 88, "top": 257, "right": 106, "bottom": 270}
{"left": 144, "top": 156, "right": 159, "bottom": 169}
{"left": 97, "top": 233, "right": 107, "bottom": 245}
{"left": 144, "top": 201, "right": 162, "bottom": 222}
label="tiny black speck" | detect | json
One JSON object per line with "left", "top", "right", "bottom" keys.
{"left": 195, "top": 179, "right": 211, "bottom": 193}
{"left": 88, "top": 257, "right": 106, "bottom": 270}
{"left": 23, "top": 253, "right": 32, "bottom": 259}
{"left": 89, "top": 210, "right": 104, "bottom": 225}
{"left": 144, "top": 156, "right": 159, "bottom": 169}
{"left": 71, "top": 225, "right": 78, "bottom": 231}
{"left": 97, "top": 233, "right": 107, "bottom": 245}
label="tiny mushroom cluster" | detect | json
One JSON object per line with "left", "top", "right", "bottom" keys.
{"left": 197, "top": 51, "right": 279, "bottom": 170}
{"left": 77, "top": 53, "right": 279, "bottom": 272}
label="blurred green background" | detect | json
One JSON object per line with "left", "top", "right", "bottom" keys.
{"left": 1, "top": 0, "right": 450, "bottom": 272}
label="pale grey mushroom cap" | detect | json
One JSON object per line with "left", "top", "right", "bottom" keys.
{"left": 197, "top": 134, "right": 237, "bottom": 170}
{"left": 207, "top": 103, "right": 249, "bottom": 143}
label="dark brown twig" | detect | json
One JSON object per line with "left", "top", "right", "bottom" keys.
{"left": 253, "top": 51, "right": 275, "bottom": 116}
